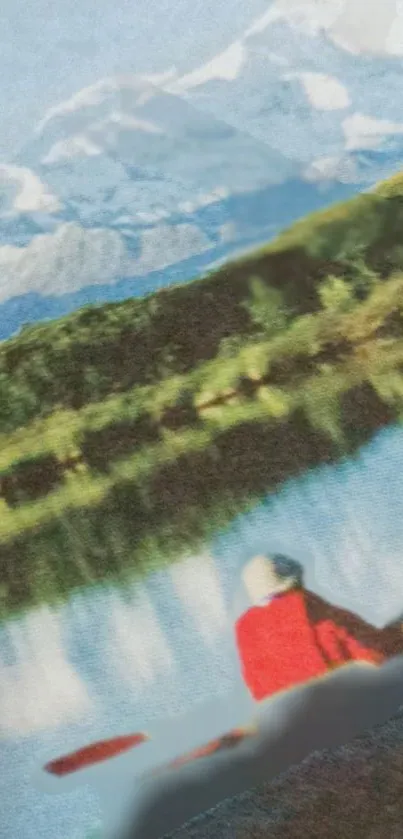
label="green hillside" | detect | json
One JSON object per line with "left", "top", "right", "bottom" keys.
{"left": 2, "top": 173, "right": 403, "bottom": 433}
{"left": 2, "top": 172, "right": 403, "bottom": 618}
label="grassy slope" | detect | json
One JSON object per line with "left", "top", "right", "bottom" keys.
{"left": 2, "top": 173, "right": 403, "bottom": 617}
{"left": 2, "top": 172, "right": 403, "bottom": 431}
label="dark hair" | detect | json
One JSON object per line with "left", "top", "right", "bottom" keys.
{"left": 271, "top": 554, "right": 304, "bottom": 584}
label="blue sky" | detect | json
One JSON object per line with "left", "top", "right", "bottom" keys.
{"left": 0, "top": 0, "right": 268, "bottom": 159}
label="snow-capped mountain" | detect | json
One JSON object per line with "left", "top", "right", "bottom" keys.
{"left": 18, "top": 71, "right": 297, "bottom": 225}
{"left": 166, "top": 8, "right": 403, "bottom": 184}
{"left": 1, "top": 2, "right": 403, "bottom": 335}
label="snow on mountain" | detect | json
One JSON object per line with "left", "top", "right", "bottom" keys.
{"left": 244, "top": 0, "right": 403, "bottom": 56}
{"left": 343, "top": 112, "right": 403, "bottom": 152}
{"left": 0, "top": 62, "right": 300, "bottom": 299}
{"left": 168, "top": 4, "right": 403, "bottom": 181}
{"left": 1, "top": 3, "right": 403, "bottom": 314}
{"left": 0, "top": 164, "right": 60, "bottom": 215}
{"left": 285, "top": 71, "right": 350, "bottom": 111}
{"left": 166, "top": 35, "right": 349, "bottom": 167}
{"left": 170, "top": 42, "right": 247, "bottom": 91}
{"left": 35, "top": 70, "right": 179, "bottom": 134}
{"left": 27, "top": 75, "right": 294, "bottom": 195}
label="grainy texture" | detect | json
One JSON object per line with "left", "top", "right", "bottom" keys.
{"left": 166, "top": 711, "right": 403, "bottom": 839}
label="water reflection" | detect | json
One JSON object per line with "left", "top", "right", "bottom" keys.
{"left": 0, "top": 551, "right": 235, "bottom": 740}
{"left": 105, "top": 589, "right": 176, "bottom": 694}
{"left": 0, "top": 607, "right": 93, "bottom": 737}
{"left": 169, "top": 553, "right": 228, "bottom": 646}
{"left": 1, "top": 424, "right": 403, "bottom": 839}
{"left": 216, "top": 425, "right": 403, "bottom": 627}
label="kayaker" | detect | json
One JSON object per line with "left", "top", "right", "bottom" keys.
{"left": 235, "top": 553, "right": 403, "bottom": 702}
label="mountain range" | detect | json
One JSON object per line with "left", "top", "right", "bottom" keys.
{"left": 1, "top": 3, "right": 403, "bottom": 339}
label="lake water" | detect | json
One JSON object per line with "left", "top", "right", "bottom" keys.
{"left": 2, "top": 423, "right": 403, "bottom": 839}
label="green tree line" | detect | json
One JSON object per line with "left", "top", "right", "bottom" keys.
{"left": 2, "top": 177, "right": 403, "bottom": 433}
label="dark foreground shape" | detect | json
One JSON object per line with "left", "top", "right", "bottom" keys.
{"left": 122, "top": 658, "right": 403, "bottom": 839}
{"left": 166, "top": 708, "right": 403, "bottom": 839}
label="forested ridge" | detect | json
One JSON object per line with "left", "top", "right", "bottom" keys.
{"left": 2, "top": 173, "right": 403, "bottom": 432}
{"left": 2, "top": 173, "right": 403, "bottom": 616}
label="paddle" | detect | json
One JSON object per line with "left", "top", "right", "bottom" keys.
{"left": 44, "top": 732, "right": 150, "bottom": 776}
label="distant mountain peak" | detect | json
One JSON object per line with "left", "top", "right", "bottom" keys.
{"left": 35, "top": 68, "right": 179, "bottom": 135}
{"left": 1, "top": 7, "right": 403, "bottom": 326}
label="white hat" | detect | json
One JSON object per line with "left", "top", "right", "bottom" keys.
{"left": 242, "top": 554, "right": 302, "bottom": 605}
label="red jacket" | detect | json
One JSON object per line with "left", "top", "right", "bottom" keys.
{"left": 235, "top": 588, "right": 403, "bottom": 702}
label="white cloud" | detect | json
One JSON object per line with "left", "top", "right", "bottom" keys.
{"left": 105, "top": 590, "right": 175, "bottom": 694}
{"left": 0, "top": 164, "right": 61, "bottom": 214}
{"left": 343, "top": 112, "right": 403, "bottom": 151}
{"left": 0, "top": 608, "right": 92, "bottom": 737}
{"left": 169, "top": 554, "right": 228, "bottom": 646}
{"left": 286, "top": 71, "right": 350, "bottom": 111}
